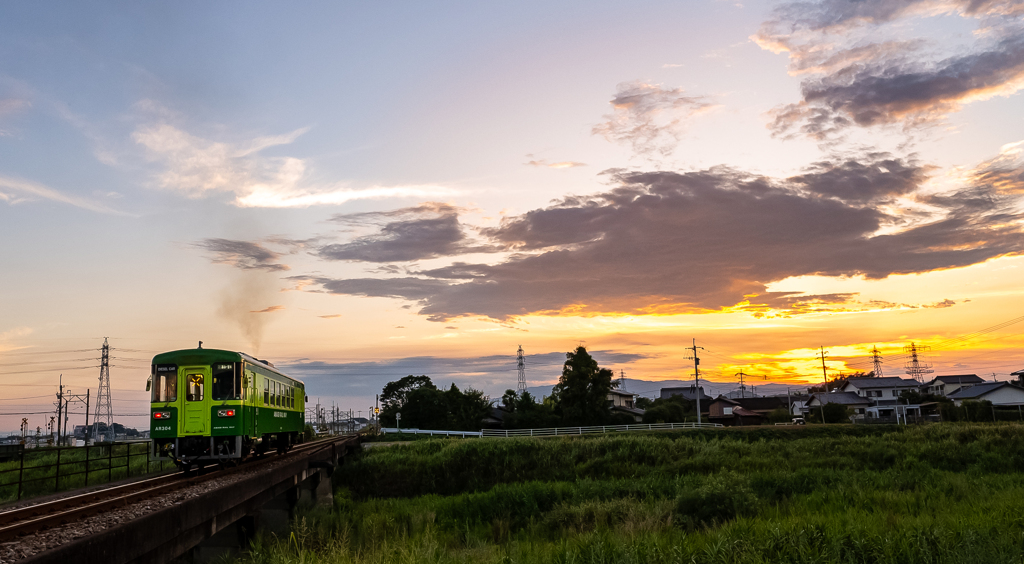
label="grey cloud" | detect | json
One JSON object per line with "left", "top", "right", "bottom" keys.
{"left": 318, "top": 202, "right": 496, "bottom": 262}
{"left": 194, "top": 238, "right": 290, "bottom": 272}
{"left": 775, "top": 36, "right": 1024, "bottom": 135}
{"left": 592, "top": 81, "right": 715, "bottom": 157}
{"left": 293, "top": 155, "right": 1024, "bottom": 321}
{"left": 788, "top": 155, "right": 932, "bottom": 202}
{"left": 757, "top": 0, "right": 1024, "bottom": 139}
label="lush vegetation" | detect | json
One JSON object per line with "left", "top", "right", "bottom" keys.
{"left": 380, "top": 346, "right": 634, "bottom": 431}
{"left": 378, "top": 375, "right": 492, "bottom": 431}
{"left": 238, "top": 423, "right": 1024, "bottom": 564}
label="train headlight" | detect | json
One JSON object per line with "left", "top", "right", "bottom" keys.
{"left": 217, "top": 409, "right": 236, "bottom": 417}
{"left": 153, "top": 412, "right": 171, "bottom": 419}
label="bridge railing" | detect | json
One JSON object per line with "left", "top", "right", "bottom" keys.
{"left": 0, "top": 441, "right": 174, "bottom": 502}
{"left": 481, "top": 422, "right": 723, "bottom": 438}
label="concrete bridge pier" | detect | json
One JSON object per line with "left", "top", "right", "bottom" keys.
{"left": 186, "top": 465, "right": 336, "bottom": 563}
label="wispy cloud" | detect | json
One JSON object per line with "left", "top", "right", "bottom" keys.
{"left": 132, "top": 120, "right": 456, "bottom": 208}
{"left": 525, "top": 159, "right": 587, "bottom": 169}
{"left": 250, "top": 305, "right": 285, "bottom": 313}
{"left": 318, "top": 203, "right": 498, "bottom": 263}
{"left": 0, "top": 175, "right": 128, "bottom": 215}
{"left": 592, "top": 81, "right": 717, "bottom": 157}
{"left": 969, "top": 139, "right": 1024, "bottom": 194}
{"left": 193, "top": 238, "right": 291, "bottom": 272}
{"left": 0, "top": 98, "right": 29, "bottom": 136}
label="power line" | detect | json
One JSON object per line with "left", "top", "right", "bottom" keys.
{"left": 0, "top": 357, "right": 99, "bottom": 368}
{"left": 0, "top": 366, "right": 99, "bottom": 376}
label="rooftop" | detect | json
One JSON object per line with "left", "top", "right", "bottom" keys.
{"left": 925, "top": 374, "right": 984, "bottom": 386}
{"left": 840, "top": 376, "right": 919, "bottom": 389}
{"left": 946, "top": 382, "right": 1010, "bottom": 399}
{"left": 809, "top": 391, "right": 872, "bottom": 405}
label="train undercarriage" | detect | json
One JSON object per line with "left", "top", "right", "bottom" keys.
{"left": 153, "top": 432, "right": 299, "bottom": 469}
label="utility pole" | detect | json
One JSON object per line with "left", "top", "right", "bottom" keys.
{"left": 685, "top": 339, "right": 705, "bottom": 425}
{"left": 736, "top": 370, "right": 747, "bottom": 398}
{"left": 516, "top": 345, "right": 527, "bottom": 394}
{"left": 871, "top": 346, "right": 884, "bottom": 377}
{"left": 93, "top": 338, "right": 113, "bottom": 442}
{"left": 818, "top": 346, "right": 828, "bottom": 423}
{"left": 56, "top": 375, "right": 64, "bottom": 445}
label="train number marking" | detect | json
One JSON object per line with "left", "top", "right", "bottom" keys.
{"left": 273, "top": 411, "right": 286, "bottom": 418}
{"left": 154, "top": 426, "right": 171, "bottom": 431}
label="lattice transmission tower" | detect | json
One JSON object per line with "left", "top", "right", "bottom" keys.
{"left": 93, "top": 337, "right": 114, "bottom": 439}
{"left": 516, "top": 345, "right": 527, "bottom": 394}
{"left": 904, "top": 342, "right": 934, "bottom": 383}
{"left": 871, "top": 346, "right": 884, "bottom": 377}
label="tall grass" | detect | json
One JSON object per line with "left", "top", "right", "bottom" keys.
{"left": 236, "top": 424, "right": 1024, "bottom": 564}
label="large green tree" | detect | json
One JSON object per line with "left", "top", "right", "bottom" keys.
{"left": 379, "top": 375, "right": 492, "bottom": 430}
{"left": 551, "top": 345, "right": 616, "bottom": 426}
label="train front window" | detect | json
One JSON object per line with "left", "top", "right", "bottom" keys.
{"left": 186, "top": 373, "right": 205, "bottom": 401}
{"left": 212, "top": 363, "right": 241, "bottom": 401}
{"left": 152, "top": 364, "right": 177, "bottom": 402}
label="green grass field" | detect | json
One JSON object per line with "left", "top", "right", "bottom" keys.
{"left": 237, "top": 424, "right": 1024, "bottom": 564}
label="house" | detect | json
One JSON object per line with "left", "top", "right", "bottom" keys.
{"left": 660, "top": 386, "right": 712, "bottom": 402}
{"left": 921, "top": 374, "right": 984, "bottom": 397}
{"left": 787, "top": 394, "right": 810, "bottom": 416}
{"left": 1011, "top": 369, "right": 1024, "bottom": 387}
{"left": 947, "top": 382, "right": 1024, "bottom": 407}
{"left": 805, "top": 392, "right": 872, "bottom": 415}
{"left": 707, "top": 397, "right": 766, "bottom": 426}
{"left": 607, "top": 389, "right": 644, "bottom": 422}
{"left": 837, "top": 376, "right": 920, "bottom": 406}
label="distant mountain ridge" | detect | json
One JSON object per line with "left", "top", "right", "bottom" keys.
{"left": 524, "top": 378, "right": 812, "bottom": 400}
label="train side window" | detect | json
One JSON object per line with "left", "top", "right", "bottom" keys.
{"left": 211, "top": 363, "right": 236, "bottom": 401}
{"left": 186, "top": 374, "right": 204, "bottom": 401}
{"left": 264, "top": 379, "right": 270, "bottom": 405}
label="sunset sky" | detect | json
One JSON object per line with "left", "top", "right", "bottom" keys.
{"left": 3, "top": 0, "right": 1024, "bottom": 432}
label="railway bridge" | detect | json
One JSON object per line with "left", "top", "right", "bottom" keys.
{"left": 2, "top": 434, "right": 360, "bottom": 564}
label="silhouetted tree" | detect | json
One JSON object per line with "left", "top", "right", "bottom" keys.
{"left": 551, "top": 346, "right": 616, "bottom": 426}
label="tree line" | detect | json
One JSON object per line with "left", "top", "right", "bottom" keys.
{"left": 378, "top": 345, "right": 637, "bottom": 430}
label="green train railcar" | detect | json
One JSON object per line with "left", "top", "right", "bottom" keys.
{"left": 147, "top": 346, "right": 306, "bottom": 466}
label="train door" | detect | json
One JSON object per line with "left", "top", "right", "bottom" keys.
{"left": 181, "top": 367, "right": 210, "bottom": 435}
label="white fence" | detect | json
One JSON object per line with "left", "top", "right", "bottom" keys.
{"left": 380, "top": 428, "right": 483, "bottom": 438}
{"left": 481, "top": 422, "right": 723, "bottom": 438}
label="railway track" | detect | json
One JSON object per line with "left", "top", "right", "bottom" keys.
{"left": 0, "top": 437, "right": 337, "bottom": 543}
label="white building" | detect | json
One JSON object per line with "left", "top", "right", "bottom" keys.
{"left": 947, "top": 382, "right": 1024, "bottom": 407}
{"left": 837, "top": 376, "right": 920, "bottom": 406}
{"left": 920, "top": 374, "right": 984, "bottom": 397}
{"left": 607, "top": 390, "right": 644, "bottom": 422}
